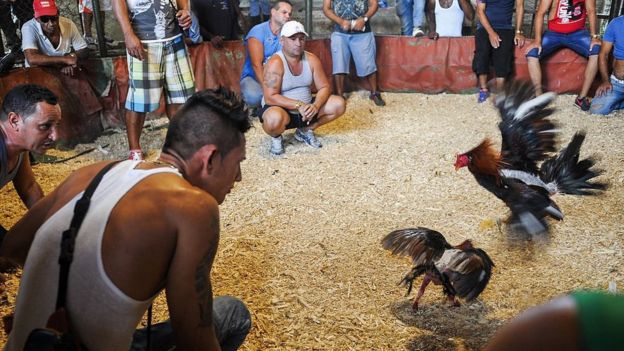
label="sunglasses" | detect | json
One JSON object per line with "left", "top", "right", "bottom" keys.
{"left": 39, "top": 15, "right": 59, "bottom": 23}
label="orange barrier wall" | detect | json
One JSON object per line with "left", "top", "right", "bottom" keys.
{"left": 0, "top": 36, "right": 592, "bottom": 142}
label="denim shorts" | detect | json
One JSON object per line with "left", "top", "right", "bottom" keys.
{"left": 526, "top": 29, "right": 601, "bottom": 59}
{"left": 330, "top": 31, "right": 378, "bottom": 77}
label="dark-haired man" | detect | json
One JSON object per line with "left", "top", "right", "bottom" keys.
{"left": 1, "top": 89, "right": 252, "bottom": 350}
{"left": 1, "top": 84, "right": 60, "bottom": 213}
{"left": 261, "top": 21, "right": 345, "bottom": 155}
{"left": 21, "top": 0, "right": 89, "bottom": 76}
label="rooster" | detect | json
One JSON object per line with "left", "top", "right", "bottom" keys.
{"left": 382, "top": 227, "right": 494, "bottom": 310}
{"left": 454, "top": 81, "right": 606, "bottom": 237}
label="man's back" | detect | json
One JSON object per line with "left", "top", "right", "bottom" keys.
{"left": 5, "top": 160, "right": 219, "bottom": 350}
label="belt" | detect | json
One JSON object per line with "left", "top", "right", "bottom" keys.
{"left": 611, "top": 74, "right": 624, "bottom": 84}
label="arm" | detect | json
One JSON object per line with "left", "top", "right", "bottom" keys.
{"left": 352, "top": 0, "right": 379, "bottom": 32}
{"left": 112, "top": 0, "right": 145, "bottom": 60}
{"left": 248, "top": 37, "right": 266, "bottom": 82}
{"left": 165, "top": 197, "right": 222, "bottom": 350}
{"left": 23, "top": 49, "right": 77, "bottom": 67}
{"left": 514, "top": 0, "right": 525, "bottom": 47}
{"left": 12, "top": 155, "right": 43, "bottom": 209}
{"left": 476, "top": 1, "right": 501, "bottom": 48}
{"left": 306, "top": 53, "right": 331, "bottom": 119}
{"left": 585, "top": 0, "right": 600, "bottom": 50}
{"left": 459, "top": 0, "right": 474, "bottom": 21}
{"left": 322, "top": 0, "right": 351, "bottom": 31}
{"left": 175, "top": 0, "right": 192, "bottom": 30}
{"left": 426, "top": 0, "right": 438, "bottom": 39}
{"left": 595, "top": 40, "right": 613, "bottom": 96}
{"left": 262, "top": 55, "right": 296, "bottom": 108}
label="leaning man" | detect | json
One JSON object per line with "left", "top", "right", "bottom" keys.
{"left": 112, "top": 0, "right": 195, "bottom": 161}
{"left": 590, "top": 14, "right": 624, "bottom": 116}
{"left": 21, "top": 0, "right": 89, "bottom": 76}
{"left": 261, "top": 21, "right": 345, "bottom": 155}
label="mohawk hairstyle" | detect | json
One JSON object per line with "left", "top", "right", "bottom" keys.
{"left": 163, "top": 88, "right": 251, "bottom": 160}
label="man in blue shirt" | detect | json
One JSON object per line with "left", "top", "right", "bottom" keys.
{"left": 472, "top": 0, "right": 525, "bottom": 103}
{"left": 240, "top": 0, "right": 293, "bottom": 111}
{"left": 590, "top": 15, "right": 624, "bottom": 116}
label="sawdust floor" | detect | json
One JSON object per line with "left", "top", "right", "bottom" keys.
{"left": 1, "top": 92, "right": 623, "bottom": 350}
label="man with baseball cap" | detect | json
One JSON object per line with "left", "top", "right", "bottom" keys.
{"left": 260, "top": 21, "right": 345, "bottom": 155}
{"left": 21, "top": 0, "right": 89, "bottom": 76}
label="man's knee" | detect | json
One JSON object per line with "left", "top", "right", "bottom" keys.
{"left": 325, "top": 95, "right": 346, "bottom": 117}
{"left": 213, "top": 296, "right": 252, "bottom": 343}
{"left": 240, "top": 78, "right": 263, "bottom": 107}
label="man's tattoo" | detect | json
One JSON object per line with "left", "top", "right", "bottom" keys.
{"left": 264, "top": 71, "right": 280, "bottom": 89}
{"left": 195, "top": 251, "right": 214, "bottom": 327}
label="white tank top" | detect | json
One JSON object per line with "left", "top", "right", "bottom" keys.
{"left": 5, "top": 160, "right": 182, "bottom": 351}
{"left": 261, "top": 50, "right": 313, "bottom": 109}
{"left": 435, "top": 0, "right": 464, "bottom": 37}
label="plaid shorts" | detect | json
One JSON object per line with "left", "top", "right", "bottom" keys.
{"left": 125, "top": 35, "right": 195, "bottom": 113}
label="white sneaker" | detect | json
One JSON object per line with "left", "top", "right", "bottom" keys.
{"left": 270, "top": 135, "right": 284, "bottom": 155}
{"left": 412, "top": 27, "right": 425, "bottom": 37}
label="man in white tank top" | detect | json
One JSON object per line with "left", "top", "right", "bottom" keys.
{"left": 260, "top": 21, "right": 346, "bottom": 155}
{"left": 426, "top": 0, "right": 474, "bottom": 39}
{"left": 0, "top": 85, "right": 61, "bottom": 239}
{"left": 1, "top": 89, "right": 252, "bottom": 350}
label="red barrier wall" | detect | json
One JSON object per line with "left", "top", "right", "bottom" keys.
{"left": 0, "top": 36, "right": 592, "bottom": 142}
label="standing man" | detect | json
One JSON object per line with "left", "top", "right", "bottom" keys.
{"left": 2, "top": 89, "right": 252, "bottom": 351}
{"left": 240, "top": 0, "right": 292, "bottom": 112}
{"left": 323, "top": 0, "right": 386, "bottom": 106}
{"left": 1, "top": 84, "right": 61, "bottom": 228}
{"left": 472, "top": 0, "right": 525, "bottom": 103}
{"left": 525, "top": 0, "right": 600, "bottom": 111}
{"left": 427, "top": 0, "right": 474, "bottom": 39}
{"left": 260, "top": 21, "right": 346, "bottom": 155}
{"left": 21, "top": 0, "right": 89, "bottom": 76}
{"left": 113, "top": 0, "right": 196, "bottom": 161}
{"left": 590, "top": 15, "right": 624, "bottom": 115}
{"left": 79, "top": 0, "right": 117, "bottom": 47}
{"left": 396, "top": 0, "right": 426, "bottom": 37}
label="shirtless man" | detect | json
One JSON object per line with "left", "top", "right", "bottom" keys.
{"left": 0, "top": 84, "right": 60, "bottom": 234}
{"left": 590, "top": 15, "right": 624, "bottom": 115}
{"left": 1, "top": 89, "right": 252, "bottom": 350}
{"left": 260, "top": 21, "right": 345, "bottom": 155}
{"left": 526, "top": 0, "right": 601, "bottom": 111}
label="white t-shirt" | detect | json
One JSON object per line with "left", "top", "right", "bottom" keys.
{"left": 21, "top": 17, "right": 88, "bottom": 67}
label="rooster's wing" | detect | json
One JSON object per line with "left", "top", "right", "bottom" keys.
{"left": 496, "top": 81, "right": 558, "bottom": 174}
{"left": 381, "top": 227, "right": 451, "bottom": 266}
{"left": 436, "top": 248, "right": 495, "bottom": 301}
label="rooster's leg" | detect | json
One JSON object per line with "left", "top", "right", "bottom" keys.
{"left": 446, "top": 295, "right": 460, "bottom": 307}
{"left": 412, "top": 275, "right": 432, "bottom": 310}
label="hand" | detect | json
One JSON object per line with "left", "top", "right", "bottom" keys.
{"left": 595, "top": 81, "right": 612, "bottom": 97}
{"left": 300, "top": 103, "right": 318, "bottom": 122}
{"left": 64, "top": 53, "right": 77, "bottom": 66}
{"left": 428, "top": 31, "right": 439, "bottom": 40}
{"left": 210, "top": 35, "right": 224, "bottom": 48}
{"left": 488, "top": 32, "right": 502, "bottom": 48}
{"left": 60, "top": 65, "right": 76, "bottom": 77}
{"left": 514, "top": 33, "right": 525, "bottom": 47}
{"left": 124, "top": 33, "right": 146, "bottom": 61}
{"left": 352, "top": 18, "right": 366, "bottom": 32}
{"left": 340, "top": 19, "right": 351, "bottom": 31}
{"left": 176, "top": 10, "right": 192, "bottom": 30}
{"left": 590, "top": 37, "right": 601, "bottom": 51}
{"left": 525, "top": 42, "right": 542, "bottom": 56}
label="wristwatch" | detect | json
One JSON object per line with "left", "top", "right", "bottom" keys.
{"left": 591, "top": 34, "right": 601, "bottom": 39}
{"left": 363, "top": 16, "right": 369, "bottom": 22}
{"left": 294, "top": 101, "right": 305, "bottom": 109}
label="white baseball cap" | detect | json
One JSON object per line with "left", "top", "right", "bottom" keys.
{"left": 280, "top": 21, "right": 309, "bottom": 38}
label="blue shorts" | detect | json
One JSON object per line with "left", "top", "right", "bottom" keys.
{"left": 526, "top": 29, "right": 601, "bottom": 59}
{"left": 330, "top": 31, "right": 377, "bottom": 77}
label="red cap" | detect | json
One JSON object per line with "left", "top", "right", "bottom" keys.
{"left": 33, "top": 0, "right": 58, "bottom": 18}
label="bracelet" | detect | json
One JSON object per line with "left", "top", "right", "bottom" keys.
{"left": 294, "top": 101, "right": 305, "bottom": 109}
{"left": 515, "top": 30, "right": 523, "bottom": 34}
{"left": 592, "top": 34, "right": 601, "bottom": 39}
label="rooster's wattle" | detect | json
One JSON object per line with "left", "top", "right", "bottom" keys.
{"left": 454, "top": 81, "right": 606, "bottom": 237}
{"left": 382, "top": 227, "right": 494, "bottom": 310}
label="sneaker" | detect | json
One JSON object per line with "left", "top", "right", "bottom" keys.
{"left": 477, "top": 88, "right": 490, "bottom": 103}
{"left": 574, "top": 96, "right": 590, "bottom": 111}
{"left": 412, "top": 27, "right": 425, "bottom": 37}
{"left": 128, "top": 149, "right": 144, "bottom": 161}
{"left": 294, "top": 128, "right": 322, "bottom": 148}
{"left": 369, "top": 91, "right": 386, "bottom": 106}
{"left": 270, "top": 135, "right": 284, "bottom": 155}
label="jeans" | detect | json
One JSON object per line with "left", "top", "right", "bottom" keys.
{"left": 396, "top": 0, "right": 425, "bottom": 35}
{"left": 590, "top": 76, "right": 624, "bottom": 115}
{"left": 240, "top": 76, "right": 264, "bottom": 108}
{"left": 130, "top": 296, "right": 252, "bottom": 351}
{"left": 249, "top": 0, "right": 270, "bottom": 17}
{"left": 525, "top": 29, "right": 601, "bottom": 59}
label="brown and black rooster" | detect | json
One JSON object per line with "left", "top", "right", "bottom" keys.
{"left": 382, "top": 227, "right": 494, "bottom": 310}
{"left": 454, "top": 81, "right": 606, "bottom": 237}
